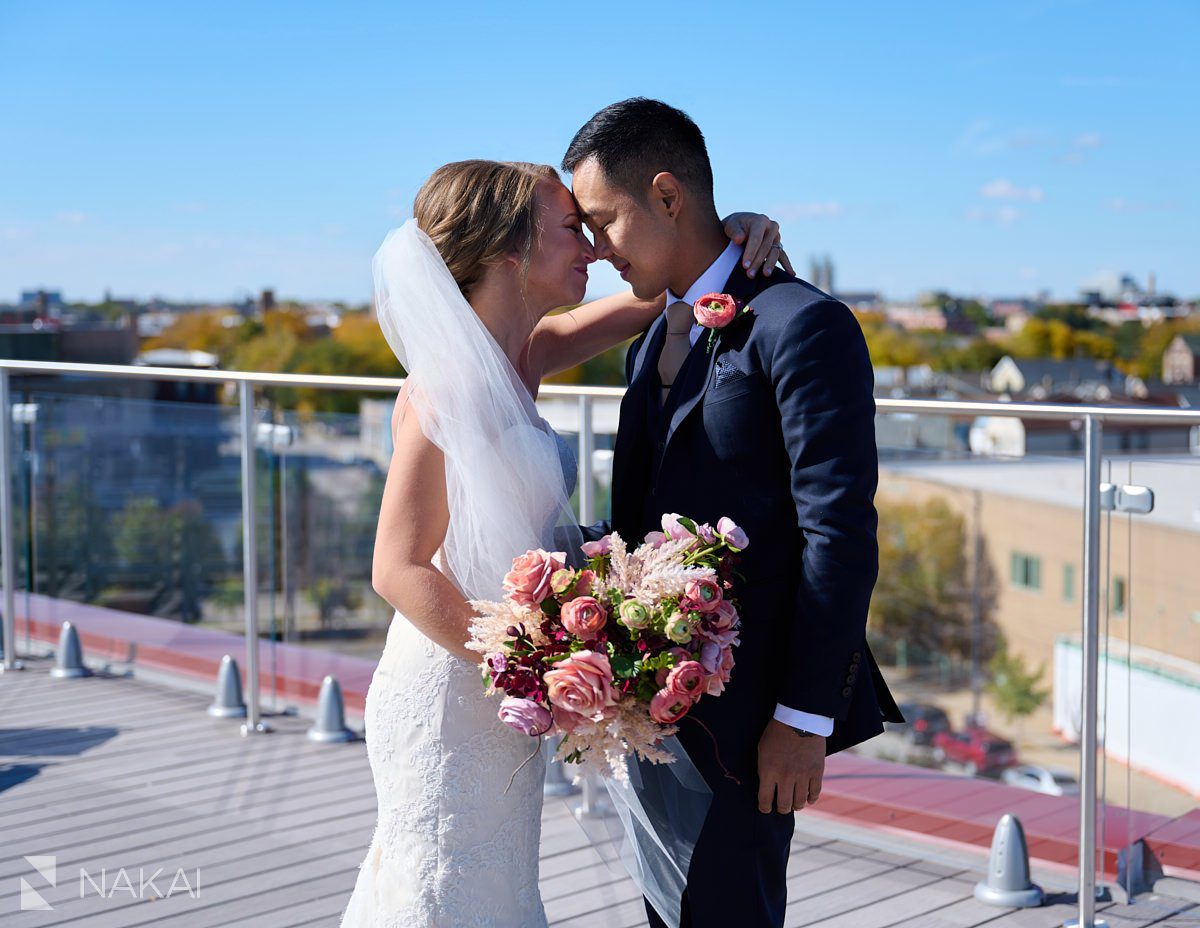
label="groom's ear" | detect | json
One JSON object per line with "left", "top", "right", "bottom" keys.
{"left": 650, "top": 172, "right": 683, "bottom": 222}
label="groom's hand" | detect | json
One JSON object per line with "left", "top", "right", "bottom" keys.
{"left": 757, "top": 719, "right": 826, "bottom": 814}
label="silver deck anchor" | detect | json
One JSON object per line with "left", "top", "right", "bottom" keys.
{"left": 49, "top": 621, "right": 89, "bottom": 679}
{"left": 975, "top": 813, "right": 1044, "bottom": 908}
{"left": 306, "top": 675, "right": 354, "bottom": 743}
{"left": 208, "top": 654, "right": 247, "bottom": 718}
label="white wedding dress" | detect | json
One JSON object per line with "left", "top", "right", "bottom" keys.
{"left": 338, "top": 425, "right": 577, "bottom": 928}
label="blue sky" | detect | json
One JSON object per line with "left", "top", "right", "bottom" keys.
{"left": 2, "top": 0, "right": 1196, "bottom": 304}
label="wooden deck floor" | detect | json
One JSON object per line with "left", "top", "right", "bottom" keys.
{"left": 2, "top": 657, "right": 1196, "bottom": 927}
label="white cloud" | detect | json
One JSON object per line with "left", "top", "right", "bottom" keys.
{"left": 965, "top": 205, "right": 1023, "bottom": 225}
{"left": 770, "top": 201, "right": 844, "bottom": 220}
{"left": 55, "top": 211, "right": 91, "bottom": 225}
{"left": 980, "top": 179, "right": 1045, "bottom": 203}
{"left": 1073, "top": 132, "right": 1102, "bottom": 149}
{"left": 1107, "top": 198, "right": 1180, "bottom": 214}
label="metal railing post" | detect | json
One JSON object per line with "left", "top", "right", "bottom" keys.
{"left": 0, "top": 369, "right": 21, "bottom": 672}
{"left": 577, "top": 395, "right": 594, "bottom": 525}
{"left": 1069, "top": 414, "right": 1106, "bottom": 928}
{"left": 239, "top": 381, "right": 269, "bottom": 734}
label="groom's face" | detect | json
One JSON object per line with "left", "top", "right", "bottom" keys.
{"left": 570, "top": 158, "right": 676, "bottom": 301}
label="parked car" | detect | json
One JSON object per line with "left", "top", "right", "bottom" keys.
{"left": 885, "top": 701, "right": 952, "bottom": 746}
{"left": 1002, "top": 764, "right": 1080, "bottom": 796}
{"left": 932, "top": 727, "right": 1018, "bottom": 775}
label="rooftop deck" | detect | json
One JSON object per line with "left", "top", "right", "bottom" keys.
{"left": 3, "top": 659, "right": 1197, "bottom": 927}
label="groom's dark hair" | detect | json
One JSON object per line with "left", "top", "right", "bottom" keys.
{"left": 562, "top": 98, "right": 715, "bottom": 207}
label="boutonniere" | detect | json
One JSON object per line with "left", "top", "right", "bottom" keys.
{"left": 693, "top": 292, "right": 755, "bottom": 355}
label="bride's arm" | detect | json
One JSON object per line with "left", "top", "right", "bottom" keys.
{"left": 528, "top": 212, "right": 792, "bottom": 379}
{"left": 372, "top": 396, "right": 478, "bottom": 664}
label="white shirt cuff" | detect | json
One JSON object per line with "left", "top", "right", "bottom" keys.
{"left": 773, "top": 704, "right": 834, "bottom": 736}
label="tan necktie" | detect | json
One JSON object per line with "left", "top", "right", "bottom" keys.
{"left": 657, "top": 300, "right": 694, "bottom": 404}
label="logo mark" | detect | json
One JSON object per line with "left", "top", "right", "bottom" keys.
{"left": 21, "top": 855, "right": 56, "bottom": 911}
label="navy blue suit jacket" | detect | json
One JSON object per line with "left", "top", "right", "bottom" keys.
{"left": 609, "top": 264, "right": 902, "bottom": 762}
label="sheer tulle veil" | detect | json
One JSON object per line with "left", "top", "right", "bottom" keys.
{"left": 372, "top": 219, "right": 582, "bottom": 600}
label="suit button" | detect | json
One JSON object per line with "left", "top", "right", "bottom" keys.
{"left": 846, "top": 673, "right": 857, "bottom": 685}
{"left": 852, "top": 651, "right": 862, "bottom": 661}
{"left": 841, "top": 686, "right": 852, "bottom": 697}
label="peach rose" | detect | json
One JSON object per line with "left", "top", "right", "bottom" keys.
{"left": 693, "top": 292, "right": 739, "bottom": 329}
{"left": 560, "top": 596, "right": 607, "bottom": 640}
{"left": 650, "top": 688, "right": 692, "bottom": 724}
{"left": 503, "top": 549, "right": 565, "bottom": 607}
{"left": 544, "top": 650, "right": 618, "bottom": 721}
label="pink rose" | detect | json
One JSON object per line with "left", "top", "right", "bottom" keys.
{"left": 683, "top": 577, "right": 723, "bottom": 612}
{"left": 644, "top": 531, "right": 668, "bottom": 548}
{"left": 666, "top": 660, "right": 706, "bottom": 701}
{"left": 498, "top": 696, "right": 552, "bottom": 736}
{"left": 693, "top": 292, "right": 739, "bottom": 329}
{"left": 559, "top": 596, "right": 607, "bottom": 640}
{"left": 551, "top": 702, "right": 590, "bottom": 735}
{"left": 705, "top": 646, "right": 736, "bottom": 697}
{"left": 701, "top": 601, "right": 741, "bottom": 648}
{"left": 661, "top": 513, "right": 691, "bottom": 541}
{"left": 716, "top": 517, "right": 749, "bottom": 550}
{"left": 503, "top": 549, "right": 565, "bottom": 607}
{"left": 580, "top": 535, "right": 612, "bottom": 558}
{"left": 544, "top": 650, "right": 618, "bottom": 721}
{"left": 650, "top": 688, "right": 692, "bottom": 724}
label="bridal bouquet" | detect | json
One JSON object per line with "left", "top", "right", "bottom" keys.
{"left": 467, "top": 513, "right": 747, "bottom": 777}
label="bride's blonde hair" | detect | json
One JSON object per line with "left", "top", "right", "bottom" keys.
{"left": 413, "top": 160, "right": 561, "bottom": 298}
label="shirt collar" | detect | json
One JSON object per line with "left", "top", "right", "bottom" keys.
{"left": 665, "top": 240, "right": 745, "bottom": 308}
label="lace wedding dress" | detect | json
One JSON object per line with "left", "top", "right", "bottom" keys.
{"left": 338, "top": 425, "right": 577, "bottom": 928}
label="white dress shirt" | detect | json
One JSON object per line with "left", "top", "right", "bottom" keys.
{"left": 664, "top": 241, "right": 835, "bottom": 738}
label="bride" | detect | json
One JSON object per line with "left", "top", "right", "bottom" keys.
{"left": 338, "top": 159, "right": 787, "bottom": 927}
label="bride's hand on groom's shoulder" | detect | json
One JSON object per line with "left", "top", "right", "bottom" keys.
{"left": 756, "top": 718, "right": 826, "bottom": 815}
{"left": 721, "top": 213, "right": 795, "bottom": 279}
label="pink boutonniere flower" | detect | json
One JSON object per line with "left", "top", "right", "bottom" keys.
{"left": 692, "top": 292, "right": 754, "bottom": 354}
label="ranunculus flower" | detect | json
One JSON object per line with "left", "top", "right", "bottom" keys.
{"left": 503, "top": 549, "right": 565, "bottom": 607}
{"left": 650, "top": 688, "right": 692, "bottom": 724}
{"left": 698, "top": 641, "right": 721, "bottom": 675}
{"left": 572, "top": 569, "right": 597, "bottom": 598}
{"left": 665, "top": 614, "right": 694, "bottom": 645}
{"left": 716, "top": 517, "right": 749, "bottom": 550}
{"left": 560, "top": 596, "right": 607, "bottom": 639}
{"left": 705, "top": 646, "right": 736, "bottom": 696}
{"left": 618, "top": 599, "right": 650, "bottom": 630}
{"left": 544, "top": 650, "right": 618, "bottom": 721}
{"left": 498, "top": 696, "right": 552, "bottom": 736}
{"left": 666, "top": 660, "right": 706, "bottom": 701}
{"left": 644, "top": 531, "right": 668, "bottom": 548}
{"left": 580, "top": 535, "right": 612, "bottom": 558}
{"left": 661, "top": 513, "right": 691, "bottom": 541}
{"left": 693, "top": 292, "right": 739, "bottom": 329}
{"left": 550, "top": 568, "right": 577, "bottom": 596}
{"left": 695, "top": 522, "right": 717, "bottom": 544}
{"left": 683, "top": 577, "right": 722, "bottom": 612}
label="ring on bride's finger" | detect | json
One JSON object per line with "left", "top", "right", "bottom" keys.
{"left": 769, "top": 242, "right": 781, "bottom": 251}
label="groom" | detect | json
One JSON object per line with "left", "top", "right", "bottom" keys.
{"left": 563, "top": 98, "right": 903, "bottom": 927}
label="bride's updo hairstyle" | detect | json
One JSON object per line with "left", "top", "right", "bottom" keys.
{"left": 413, "top": 160, "right": 560, "bottom": 298}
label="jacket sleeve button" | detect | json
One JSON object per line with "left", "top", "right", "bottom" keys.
{"left": 841, "top": 686, "right": 852, "bottom": 697}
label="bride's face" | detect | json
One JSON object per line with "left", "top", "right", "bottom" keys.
{"left": 520, "top": 181, "right": 595, "bottom": 313}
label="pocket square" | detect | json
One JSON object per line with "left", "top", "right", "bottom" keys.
{"left": 714, "top": 360, "right": 748, "bottom": 388}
